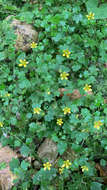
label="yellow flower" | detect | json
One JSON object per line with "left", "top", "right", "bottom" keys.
{"left": 31, "top": 42, "right": 37, "bottom": 49}
{"left": 59, "top": 167, "right": 64, "bottom": 174}
{"left": 0, "top": 122, "right": 3, "bottom": 127}
{"left": 63, "top": 49, "right": 71, "bottom": 58}
{"left": 57, "top": 118, "right": 63, "bottom": 126}
{"left": 63, "top": 107, "right": 71, "bottom": 115}
{"left": 4, "top": 93, "right": 10, "bottom": 97}
{"left": 86, "top": 12, "right": 95, "bottom": 20}
{"left": 33, "top": 107, "right": 41, "bottom": 114}
{"left": 62, "top": 160, "right": 71, "bottom": 169}
{"left": 83, "top": 84, "right": 92, "bottom": 92}
{"left": 60, "top": 72, "right": 69, "bottom": 80}
{"left": 47, "top": 89, "right": 51, "bottom": 95}
{"left": 81, "top": 166, "right": 88, "bottom": 172}
{"left": 19, "top": 59, "right": 29, "bottom": 67}
{"left": 94, "top": 120, "right": 103, "bottom": 130}
{"left": 43, "top": 162, "right": 52, "bottom": 171}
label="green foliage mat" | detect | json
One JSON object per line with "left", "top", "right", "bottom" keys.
{"left": 0, "top": 0, "right": 107, "bottom": 189}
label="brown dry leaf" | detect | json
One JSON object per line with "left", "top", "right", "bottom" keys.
{"left": 104, "top": 99, "right": 107, "bottom": 104}
{"left": 59, "top": 88, "right": 93, "bottom": 100}
{"left": 0, "top": 144, "right": 18, "bottom": 190}
{"left": 104, "top": 63, "right": 107, "bottom": 68}
{"left": 84, "top": 91, "right": 93, "bottom": 96}
{"left": 96, "top": 163, "right": 107, "bottom": 184}
{"left": 58, "top": 88, "right": 68, "bottom": 97}
{"left": 59, "top": 88, "right": 81, "bottom": 99}
{"left": 70, "top": 89, "right": 82, "bottom": 99}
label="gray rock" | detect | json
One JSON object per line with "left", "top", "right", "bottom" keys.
{"left": 6, "top": 15, "right": 38, "bottom": 52}
{"left": 37, "top": 138, "right": 58, "bottom": 163}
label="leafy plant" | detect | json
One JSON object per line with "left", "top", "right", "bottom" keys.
{"left": 0, "top": 0, "right": 107, "bottom": 189}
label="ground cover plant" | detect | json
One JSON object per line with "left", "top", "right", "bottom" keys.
{"left": 0, "top": 0, "right": 107, "bottom": 189}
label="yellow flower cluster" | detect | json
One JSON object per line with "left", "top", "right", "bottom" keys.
{"left": 43, "top": 162, "right": 52, "bottom": 171}
{"left": 19, "top": 59, "right": 29, "bottom": 67}
{"left": 83, "top": 84, "right": 92, "bottom": 92}
{"left": 94, "top": 120, "right": 103, "bottom": 130}
{"left": 31, "top": 42, "right": 37, "bottom": 49}
{"left": 60, "top": 72, "right": 69, "bottom": 80}
{"left": 57, "top": 118, "right": 63, "bottom": 126}
{"left": 81, "top": 165, "right": 88, "bottom": 172}
{"left": 33, "top": 107, "right": 41, "bottom": 114}
{"left": 86, "top": 12, "right": 95, "bottom": 20}
{"left": 63, "top": 49, "right": 71, "bottom": 58}
{"left": 63, "top": 107, "right": 71, "bottom": 115}
{"left": 0, "top": 122, "right": 3, "bottom": 127}
{"left": 59, "top": 160, "right": 71, "bottom": 174}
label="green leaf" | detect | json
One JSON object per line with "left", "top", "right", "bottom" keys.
{"left": 26, "top": 138, "right": 32, "bottom": 145}
{"left": 90, "top": 182, "right": 102, "bottom": 190}
{"left": 52, "top": 133, "right": 59, "bottom": 142}
{"left": 20, "top": 145, "right": 30, "bottom": 157}
{"left": 1, "top": 136, "right": 9, "bottom": 146}
{"left": 18, "top": 12, "right": 34, "bottom": 22}
{"left": 73, "top": 14, "right": 83, "bottom": 23}
{"left": 0, "top": 52, "right": 5, "bottom": 61}
{"left": 29, "top": 122, "right": 38, "bottom": 133}
{"left": 19, "top": 79, "right": 31, "bottom": 89}
{"left": 52, "top": 33, "right": 63, "bottom": 42}
{"left": 57, "top": 141, "right": 67, "bottom": 155}
{"left": 100, "top": 159, "right": 106, "bottom": 167}
{"left": 49, "top": 15, "right": 61, "bottom": 24}
{"left": 94, "top": 94, "right": 103, "bottom": 107}
{"left": 26, "top": 113, "right": 32, "bottom": 119}
{"left": 72, "top": 64, "right": 81, "bottom": 71}
{"left": 0, "top": 162, "right": 7, "bottom": 170}
{"left": 10, "top": 117, "right": 17, "bottom": 125}
{"left": 44, "top": 108, "right": 55, "bottom": 121}
{"left": 104, "top": 108, "right": 107, "bottom": 115}
{"left": 21, "top": 160, "right": 29, "bottom": 171}
{"left": 33, "top": 168, "right": 57, "bottom": 185}
{"left": 9, "top": 158, "right": 20, "bottom": 172}
{"left": 56, "top": 55, "right": 64, "bottom": 64}
{"left": 14, "top": 140, "right": 21, "bottom": 147}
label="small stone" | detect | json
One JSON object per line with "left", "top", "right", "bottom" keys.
{"left": 33, "top": 161, "right": 41, "bottom": 169}
{"left": 6, "top": 15, "right": 38, "bottom": 52}
{"left": 37, "top": 138, "right": 58, "bottom": 163}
